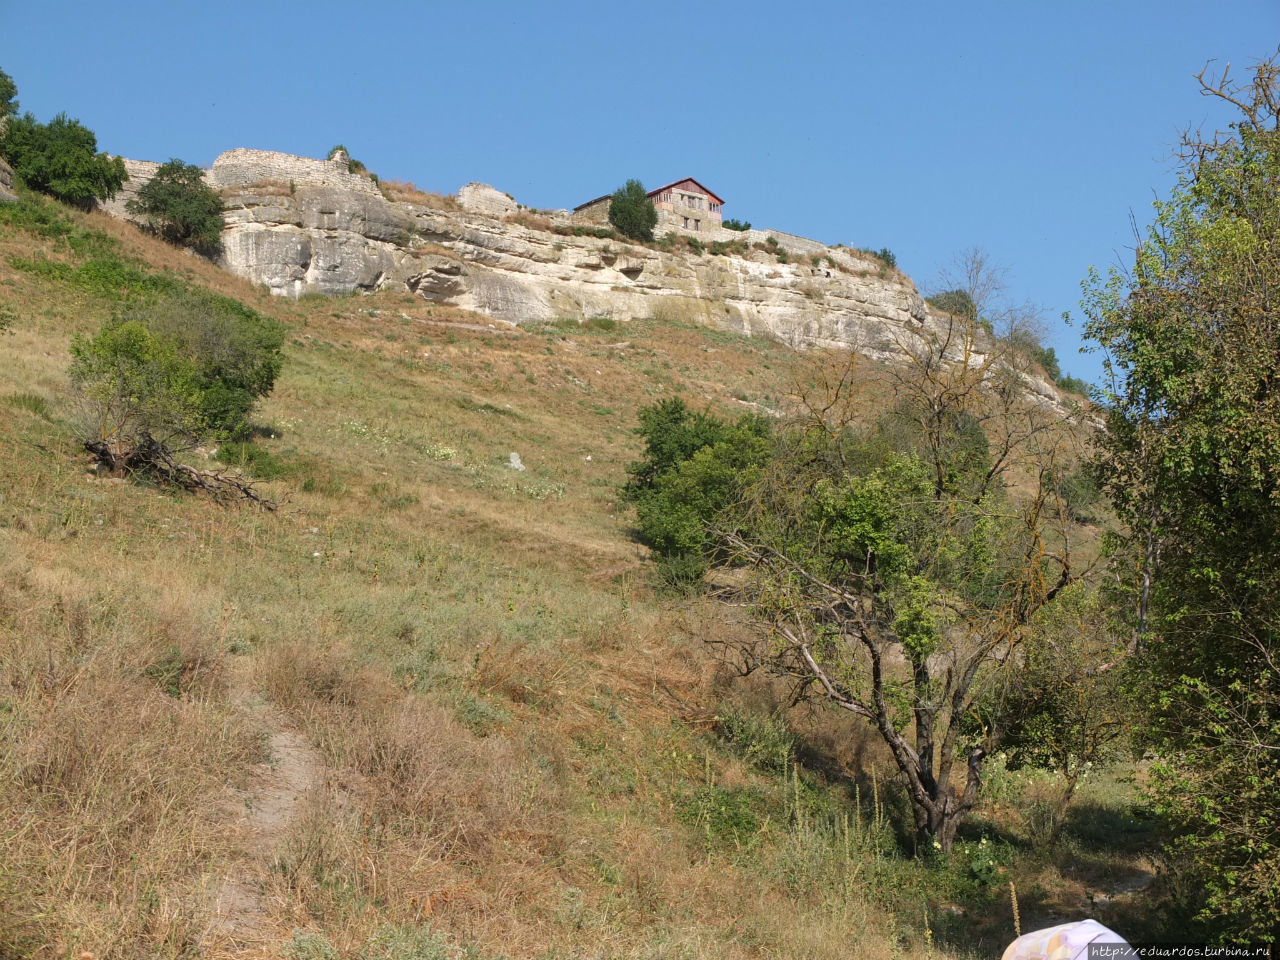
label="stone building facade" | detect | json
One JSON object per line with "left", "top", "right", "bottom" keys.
{"left": 572, "top": 177, "right": 725, "bottom": 237}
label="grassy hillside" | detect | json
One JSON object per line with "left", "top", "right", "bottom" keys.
{"left": 0, "top": 192, "right": 1162, "bottom": 959}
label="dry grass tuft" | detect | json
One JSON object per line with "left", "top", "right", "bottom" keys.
{"left": 378, "top": 179, "right": 460, "bottom": 210}
{"left": 0, "top": 559, "right": 262, "bottom": 958}
{"left": 503, "top": 209, "right": 554, "bottom": 232}
{"left": 0, "top": 194, "right": 1128, "bottom": 958}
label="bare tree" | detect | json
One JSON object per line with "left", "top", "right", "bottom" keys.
{"left": 706, "top": 297, "right": 1095, "bottom": 852}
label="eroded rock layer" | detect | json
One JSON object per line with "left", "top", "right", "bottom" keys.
{"left": 102, "top": 147, "right": 1064, "bottom": 407}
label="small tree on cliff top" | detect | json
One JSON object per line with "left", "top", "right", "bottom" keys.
{"left": 608, "top": 179, "right": 657, "bottom": 241}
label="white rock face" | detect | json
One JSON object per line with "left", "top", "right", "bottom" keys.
{"left": 99, "top": 157, "right": 162, "bottom": 221}
{"left": 94, "top": 147, "right": 1075, "bottom": 411}
{"left": 458, "top": 182, "right": 517, "bottom": 218}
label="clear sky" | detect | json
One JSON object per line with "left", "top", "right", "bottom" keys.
{"left": 3, "top": 1, "right": 1276, "bottom": 384}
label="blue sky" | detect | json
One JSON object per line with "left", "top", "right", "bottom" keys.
{"left": 3, "top": 1, "right": 1276, "bottom": 384}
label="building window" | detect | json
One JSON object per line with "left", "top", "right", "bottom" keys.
{"left": 694, "top": 219, "right": 700, "bottom": 231}
{"left": 683, "top": 217, "right": 689, "bottom": 228}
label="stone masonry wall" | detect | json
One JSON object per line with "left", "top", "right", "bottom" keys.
{"left": 458, "top": 182, "right": 518, "bottom": 218}
{"left": 570, "top": 197, "right": 611, "bottom": 225}
{"left": 205, "top": 148, "right": 380, "bottom": 195}
{"left": 99, "top": 157, "right": 162, "bottom": 220}
{"left": 741, "top": 228, "right": 828, "bottom": 258}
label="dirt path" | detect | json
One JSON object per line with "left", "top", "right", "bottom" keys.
{"left": 203, "top": 659, "right": 326, "bottom": 952}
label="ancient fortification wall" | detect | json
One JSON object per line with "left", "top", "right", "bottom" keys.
{"left": 458, "top": 182, "right": 518, "bottom": 218}
{"left": 741, "top": 228, "right": 828, "bottom": 258}
{"left": 205, "top": 148, "right": 380, "bottom": 195}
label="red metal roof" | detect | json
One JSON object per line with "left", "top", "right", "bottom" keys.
{"left": 647, "top": 177, "right": 725, "bottom": 206}
{"left": 574, "top": 178, "right": 726, "bottom": 212}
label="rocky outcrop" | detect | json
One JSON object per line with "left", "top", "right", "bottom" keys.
{"left": 95, "top": 148, "right": 1075, "bottom": 407}
{"left": 209, "top": 149, "right": 417, "bottom": 297}
{"left": 458, "top": 182, "right": 517, "bottom": 218}
{"left": 146, "top": 147, "right": 943, "bottom": 362}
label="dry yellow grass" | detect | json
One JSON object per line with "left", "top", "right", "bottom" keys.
{"left": 503, "top": 210, "right": 555, "bottom": 232}
{"left": 377, "top": 179, "right": 460, "bottom": 211}
{"left": 0, "top": 192, "right": 1137, "bottom": 958}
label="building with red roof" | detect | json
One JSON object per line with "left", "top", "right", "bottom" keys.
{"left": 572, "top": 177, "right": 725, "bottom": 236}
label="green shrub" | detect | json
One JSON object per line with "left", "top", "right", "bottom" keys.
{"left": 0, "top": 112, "right": 126, "bottom": 208}
{"left": 215, "top": 441, "right": 290, "bottom": 479}
{"left": 717, "top": 707, "right": 796, "bottom": 775}
{"left": 453, "top": 692, "right": 510, "bottom": 736}
{"left": 0, "top": 192, "right": 117, "bottom": 256}
{"left": 624, "top": 397, "right": 740, "bottom": 495}
{"left": 1056, "top": 373, "right": 1090, "bottom": 396}
{"left": 708, "top": 239, "right": 747, "bottom": 257}
{"left": 874, "top": 247, "right": 897, "bottom": 269}
{"left": 607, "top": 179, "right": 658, "bottom": 241}
{"left": 722, "top": 218, "right": 751, "bottom": 231}
{"left": 69, "top": 289, "right": 285, "bottom": 456}
{"left": 358, "top": 923, "right": 456, "bottom": 960}
{"left": 679, "top": 785, "right": 766, "bottom": 850}
{"left": 283, "top": 930, "right": 339, "bottom": 960}
{"left": 624, "top": 397, "right": 774, "bottom": 581}
{"left": 69, "top": 317, "right": 204, "bottom": 452}
{"left": 327, "top": 143, "right": 367, "bottom": 175}
{"left": 925, "top": 288, "right": 976, "bottom": 320}
{"left": 8, "top": 253, "right": 182, "bottom": 300}
{"left": 126, "top": 158, "right": 225, "bottom": 256}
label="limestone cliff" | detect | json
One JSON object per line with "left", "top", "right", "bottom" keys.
{"left": 101, "top": 148, "right": 1067, "bottom": 406}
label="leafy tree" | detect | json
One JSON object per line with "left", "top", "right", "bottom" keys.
{"left": 71, "top": 288, "right": 285, "bottom": 463}
{"left": 980, "top": 584, "right": 1132, "bottom": 846}
{"left": 626, "top": 397, "right": 742, "bottom": 494}
{"left": 608, "top": 179, "right": 657, "bottom": 241}
{"left": 1082, "top": 54, "right": 1280, "bottom": 941}
{"left": 637, "top": 313, "right": 1094, "bottom": 852}
{"left": 626, "top": 398, "right": 773, "bottom": 582}
{"left": 0, "top": 67, "right": 17, "bottom": 121}
{"left": 0, "top": 112, "right": 126, "bottom": 208}
{"left": 126, "top": 159, "right": 225, "bottom": 256}
{"left": 70, "top": 317, "right": 203, "bottom": 457}
{"left": 722, "top": 218, "right": 751, "bottom": 231}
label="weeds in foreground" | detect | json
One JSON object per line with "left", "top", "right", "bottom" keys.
{"left": 0, "top": 196, "right": 1166, "bottom": 958}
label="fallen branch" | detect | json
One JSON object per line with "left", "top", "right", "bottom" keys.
{"left": 85, "top": 432, "right": 278, "bottom": 510}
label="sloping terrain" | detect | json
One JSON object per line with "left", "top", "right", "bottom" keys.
{"left": 0, "top": 193, "right": 1154, "bottom": 959}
